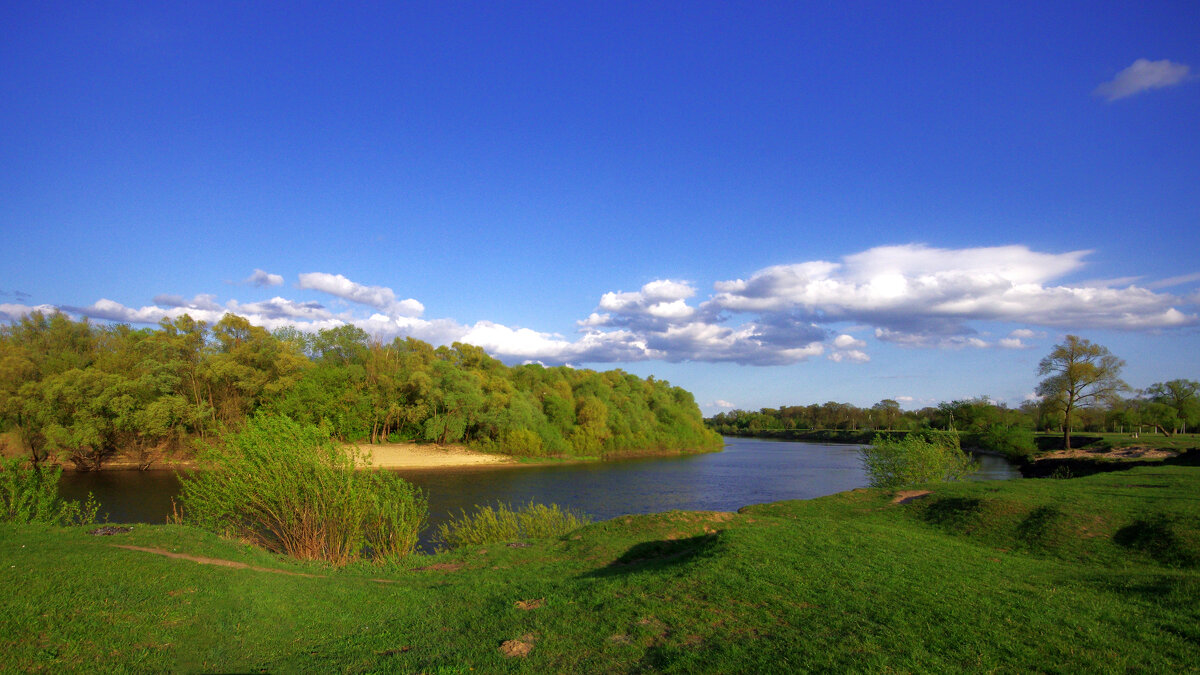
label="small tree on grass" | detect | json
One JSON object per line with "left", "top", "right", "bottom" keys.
{"left": 179, "top": 413, "right": 426, "bottom": 565}
{"left": 859, "top": 432, "right": 978, "bottom": 489}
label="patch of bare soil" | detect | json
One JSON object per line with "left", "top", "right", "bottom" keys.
{"left": 891, "top": 490, "right": 932, "bottom": 505}
{"left": 499, "top": 633, "right": 537, "bottom": 658}
{"left": 354, "top": 442, "right": 515, "bottom": 469}
{"left": 1043, "top": 446, "right": 1178, "bottom": 460}
{"left": 514, "top": 598, "right": 545, "bottom": 610}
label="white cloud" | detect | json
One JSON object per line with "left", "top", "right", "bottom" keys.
{"left": 297, "top": 272, "right": 424, "bottom": 317}
{"left": 0, "top": 303, "right": 58, "bottom": 322}
{"left": 828, "top": 349, "right": 870, "bottom": 363}
{"left": 712, "top": 399, "right": 735, "bottom": 409}
{"left": 833, "top": 334, "right": 866, "bottom": 349}
{"left": 1094, "top": 58, "right": 1192, "bottom": 101}
{"left": 1146, "top": 271, "right": 1200, "bottom": 290}
{"left": 32, "top": 245, "right": 1199, "bottom": 368}
{"left": 707, "top": 244, "right": 1194, "bottom": 346}
{"left": 245, "top": 269, "right": 284, "bottom": 287}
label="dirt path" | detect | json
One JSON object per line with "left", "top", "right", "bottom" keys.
{"left": 112, "top": 545, "right": 327, "bottom": 577}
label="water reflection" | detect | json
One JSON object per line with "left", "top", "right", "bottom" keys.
{"left": 58, "top": 437, "right": 1020, "bottom": 549}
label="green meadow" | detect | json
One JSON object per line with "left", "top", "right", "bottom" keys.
{"left": 3, "top": 464, "right": 1199, "bottom": 673}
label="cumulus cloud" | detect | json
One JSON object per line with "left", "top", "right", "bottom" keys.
{"left": 712, "top": 400, "right": 735, "bottom": 409}
{"left": 0, "top": 303, "right": 57, "bottom": 322}
{"left": 707, "top": 244, "right": 1194, "bottom": 347}
{"left": 828, "top": 350, "right": 870, "bottom": 363}
{"left": 833, "top": 334, "right": 866, "bottom": 349}
{"left": 297, "top": 272, "right": 424, "bottom": 317}
{"left": 245, "top": 269, "right": 284, "bottom": 287}
{"left": 1094, "top": 58, "right": 1193, "bottom": 101}
{"left": 26, "top": 245, "right": 1199, "bottom": 368}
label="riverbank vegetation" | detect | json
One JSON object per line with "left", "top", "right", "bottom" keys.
{"left": 2, "top": 463, "right": 1197, "bottom": 671}
{"left": 0, "top": 311, "right": 720, "bottom": 470}
{"left": 858, "top": 431, "right": 977, "bottom": 488}
{"left": 178, "top": 414, "right": 427, "bottom": 564}
{"left": 709, "top": 338, "right": 1197, "bottom": 464}
{"left": 433, "top": 500, "right": 592, "bottom": 551}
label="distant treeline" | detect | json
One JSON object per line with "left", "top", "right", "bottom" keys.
{"left": 0, "top": 312, "right": 721, "bottom": 470}
{"left": 708, "top": 388, "right": 1198, "bottom": 462}
{"left": 707, "top": 390, "right": 1198, "bottom": 438}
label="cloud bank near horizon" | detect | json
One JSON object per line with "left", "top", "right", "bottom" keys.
{"left": 3, "top": 244, "right": 1195, "bottom": 367}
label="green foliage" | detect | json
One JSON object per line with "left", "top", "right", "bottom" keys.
{"left": 433, "top": 500, "right": 591, "bottom": 550}
{"left": 1037, "top": 335, "right": 1128, "bottom": 449}
{"left": 978, "top": 424, "right": 1036, "bottom": 462}
{"left": 0, "top": 456, "right": 98, "bottom": 525}
{"left": 859, "top": 432, "right": 979, "bottom": 488}
{"left": 1, "top": 312, "right": 721, "bottom": 466}
{"left": 179, "top": 414, "right": 426, "bottom": 565}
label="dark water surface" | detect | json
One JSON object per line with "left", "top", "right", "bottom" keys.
{"left": 58, "top": 437, "right": 1019, "bottom": 547}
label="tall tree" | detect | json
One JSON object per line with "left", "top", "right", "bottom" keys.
{"left": 1036, "top": 335, "right": 1128, "bottom": 449}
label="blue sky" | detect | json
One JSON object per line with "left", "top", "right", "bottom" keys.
{"left": 3, "top": 2, "right": 1198, "bottom": 414}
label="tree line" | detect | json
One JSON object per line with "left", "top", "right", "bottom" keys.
{"left": 0, "top": 312, "right": 721, "bottom": 470}
{"left": 708, "top": 336, "right": 1197, "bottom": 453}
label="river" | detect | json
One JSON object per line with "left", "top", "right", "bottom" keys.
{"left": 58, "top": 437, "right": 1020, "bottom": 549}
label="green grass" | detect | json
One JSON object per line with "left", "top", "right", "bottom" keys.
{"left": 3, "top": 466, "right": 1200, "bottom": 672}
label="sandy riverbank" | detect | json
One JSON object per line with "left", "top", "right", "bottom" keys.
{"left": 353, "top": 442, "right": 517, "bottom": 469}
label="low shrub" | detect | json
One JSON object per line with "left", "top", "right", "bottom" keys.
{"left": 433, "top": 500, "right": 591, "bottom": 550}
{"left": 0, "top": 456, "right": 98, "bottom": 526}
{"left": 179, "top": 414, "right": 427, "bottom": 565}
{"left": 978, "top": 424, "right": 1036, "bottom": 462}
{"left": 860, "top": 432, "right": 978, "bottom": 489}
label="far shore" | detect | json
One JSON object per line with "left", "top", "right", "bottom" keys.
{"left": 18, "top": 441, "right": 520, "bottom": 472}
{"left": 353, "top": 442, "right": 518, "bottom": 470}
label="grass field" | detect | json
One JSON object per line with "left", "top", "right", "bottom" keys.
{"left": 3, "top": 465, "right": 1199, "bottom": 672}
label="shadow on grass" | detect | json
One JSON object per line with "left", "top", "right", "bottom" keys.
{"left": 1113, "top": 513, "right": 1199, "bottom": 568}
{"left": 1015, "top": 505, "right": 1065, "bottom": 548}
{"left": 920, "top": 497, "right": 985, "bottom": 530}
{"left": 585, "top": 534, "right": 720, "bottom": 578}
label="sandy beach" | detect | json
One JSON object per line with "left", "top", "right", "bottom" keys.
{"left": 353, "top": 442, "right": 516, "bottom": 469}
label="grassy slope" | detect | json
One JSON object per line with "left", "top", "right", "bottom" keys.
{"left": 3, "top": 467, "right": 1199, "bottom": 673}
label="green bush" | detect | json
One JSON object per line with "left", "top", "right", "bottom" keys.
{"left": 859, "top": 432, "right": 979, "bottom": 489}
{"left": 179, "top": 414, "right": 427, "bottom": 565}
{"left": 0, "top": 456, "right": 98, "bottom": 526}
{"left": 502, "top": 428, "right": 544, "bottom": 456}
{"left": 433, "top": 500, "right": 591, "bottom": 550}
{"left": 978, "top": 424, "right": 1036, "bottom": 462}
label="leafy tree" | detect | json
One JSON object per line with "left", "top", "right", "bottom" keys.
{"left": 1144, "top": 379, "right": 1200, "bottom": 434}
{"left": 1036, "top": 335, "right": 1128, "bottom": 450}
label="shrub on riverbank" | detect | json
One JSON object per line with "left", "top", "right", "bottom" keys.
{"left": 433, "top": 500, "right": 591, "bottom": 550}
{"left": 179, "top": 414, "right": 426, "bottom": 565}
{"left": 974, "top": 424, "right": 1037, "bottom": 462}
{"left": 860, "top": 431, "right": 978, "bottom": 488}
{"left": 0, "top": 456, "right": 98, "bottom": 525}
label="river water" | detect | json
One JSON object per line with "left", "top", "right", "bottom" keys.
{"left": 58, "top": 437, "right": 1019, "bottom": 547}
